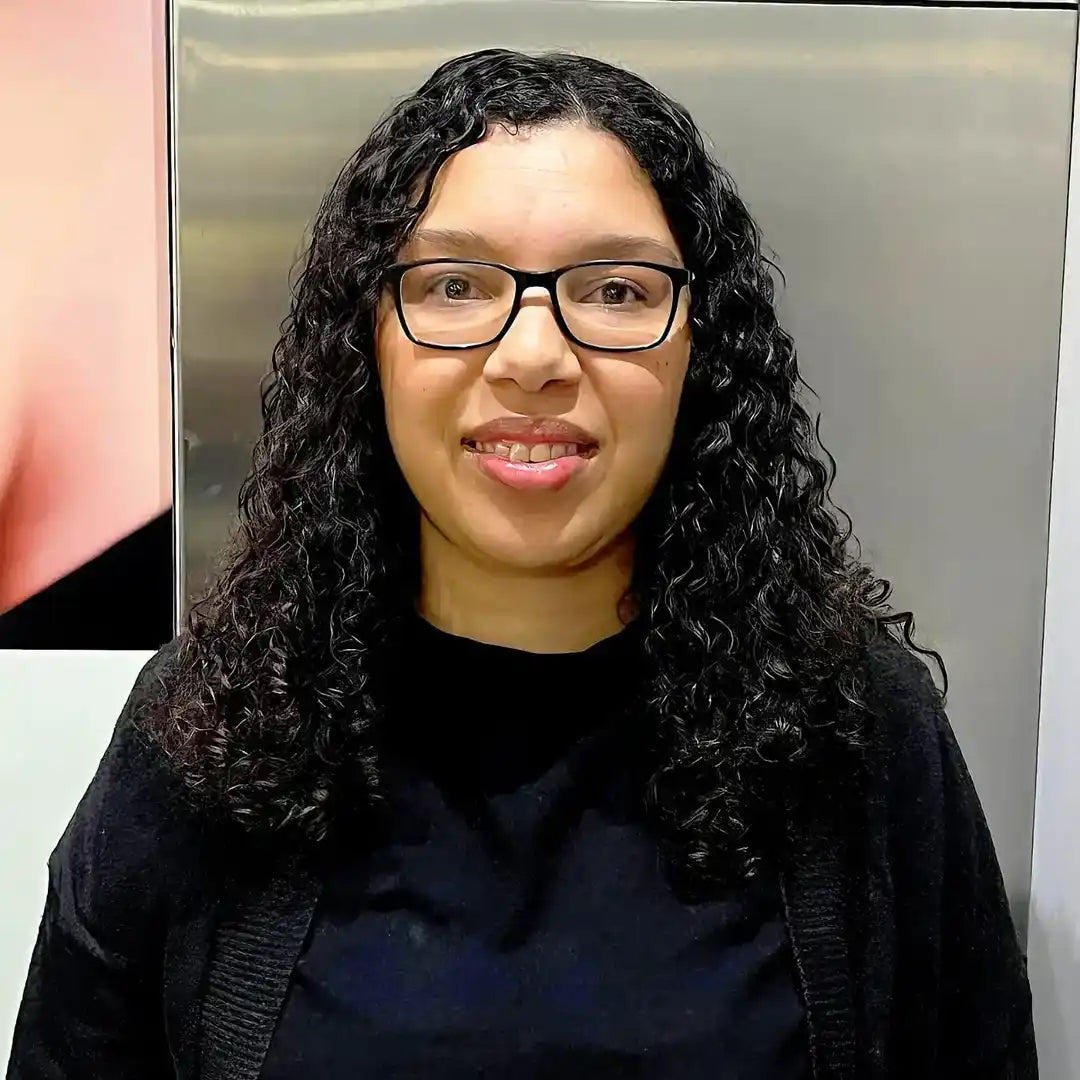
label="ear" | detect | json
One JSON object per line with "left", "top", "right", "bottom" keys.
{"left": 372, "top": 298, "right": 393, "bottom": 375}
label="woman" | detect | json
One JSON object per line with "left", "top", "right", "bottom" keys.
{"left": 8, "top": 48, "right": 1035, "bottom": 1079}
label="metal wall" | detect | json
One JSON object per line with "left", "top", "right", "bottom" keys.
{"left": 173, "top": 0, "right": 1077, "bottom": 923}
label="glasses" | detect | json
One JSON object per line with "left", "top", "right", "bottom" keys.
{"left": 384, "top": 259, "right": 693, "bottom": 353}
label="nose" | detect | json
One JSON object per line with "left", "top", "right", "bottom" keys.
{"left": 482, "top": 288, "right": 582, "bottom": 393}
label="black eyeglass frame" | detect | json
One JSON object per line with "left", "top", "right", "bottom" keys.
{"left": 383, "top": 258, "right": 694, "bottom": 353}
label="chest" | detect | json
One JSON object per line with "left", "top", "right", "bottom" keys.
{"left": 259, "top": 768, "right": 809, "bottom": 1079}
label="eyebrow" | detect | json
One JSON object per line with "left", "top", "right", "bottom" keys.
{"left": 407, "top": 228, "right": 684, "bottom": 267}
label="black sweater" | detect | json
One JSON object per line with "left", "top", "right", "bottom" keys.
{"left": 6, "top": 631, "right": 1036, "bottom": 1079}
{"left": 262, "top": 617, "right": 809, "bottom": 1077}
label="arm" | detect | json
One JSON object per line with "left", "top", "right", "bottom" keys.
{"left": 6, "top": 650, "right": 184, "bottom": 1079}
{"left": 867, "top": 635, "right": 1037, "bottom": 1078}
{"left": 6, "top": 878, "right": 173, "bottom": 1078}
{"left": 934, "top": 712, "right": 1038, "bottom": 1078}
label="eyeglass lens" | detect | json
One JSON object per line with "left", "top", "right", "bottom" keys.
{"left": 397, "top": 262, "right": 679, "bottom": 349}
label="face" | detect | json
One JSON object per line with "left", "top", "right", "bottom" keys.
{"left": 376, "top": 122, "right": 691, "bottom": 574}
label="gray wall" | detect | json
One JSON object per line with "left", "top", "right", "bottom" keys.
{"left": 174, "top": 0, "right": 1077, "bottom": 927}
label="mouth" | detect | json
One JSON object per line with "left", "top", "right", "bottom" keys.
{"left": 461, "top": 439, "right": 599, "bottom": 462}
{"left": 461, "top": 439, "right": 598, "bottom": 492}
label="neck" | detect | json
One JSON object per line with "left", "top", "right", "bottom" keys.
{"left": 417, "top": 517, "right": 635, "bottom": 654}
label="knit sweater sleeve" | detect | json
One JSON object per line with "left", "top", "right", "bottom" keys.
{"left": 866, "top": 635, "right": 1037, "bottom": 1078}
{"left": 933, "top": 698, "right": 1037, "bottom": 1076}
{"left": 5, "top": 642, "right": 199, "bottom": 1080}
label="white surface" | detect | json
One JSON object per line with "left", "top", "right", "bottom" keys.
{"left": 1028, "top": 22, "right": 1080, "bottom": 1078}
{"left": 0, "top": 649, "right": 152, "bottom": 1066}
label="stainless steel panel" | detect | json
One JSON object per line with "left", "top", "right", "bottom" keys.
{"left": 174, "top": 0, "right": 1075, "bottom": 921}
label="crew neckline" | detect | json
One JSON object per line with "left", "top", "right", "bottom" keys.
{"left": 409, "top": 613, "right": 642, "bottom": 661}
{"left": 378, "top": 613, "right": 647, "bottom": 795}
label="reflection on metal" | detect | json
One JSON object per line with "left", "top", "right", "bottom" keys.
{"left": 168, "top": 0, "right": 186, "bottom": 643}
{"left": 173, "top": 0, "right": 1076, "bottom": 924}
{"left": 183, "top": 0, "right": 510, "bottom": 17}
{"left": 177, "top": 37, "right": 1070, "bottom": 80}
{"left": 180, "top": 0, "right": 1079, "bottom": 14}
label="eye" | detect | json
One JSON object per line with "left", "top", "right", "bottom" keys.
{"left": 432, "top": 275, "right": 483, "bottom": 302}
{"left": 585, "top": 279, "right": 648, "bottom": 306}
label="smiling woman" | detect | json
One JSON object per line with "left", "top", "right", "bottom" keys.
{"left": 377, "top": 123, "right": 694, "bottom": 637}
{"left": 7, "top": 48, "right": 1036, "bottom": 1080}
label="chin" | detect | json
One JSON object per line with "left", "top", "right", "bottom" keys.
{"left": 468, "top": 527, "right": 604, "bottom": 574}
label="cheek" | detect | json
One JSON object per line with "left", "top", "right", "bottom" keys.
{"left": 379, "top": 321, "right": 448, "bottom": 437}
{"left": 384, "top": 371, "right": 442, "bottom": 458}
{"left": 380, "top": 352, "right": 473, "bottom": 480}
{"left": 604, "top": 346, "right": 689, "bottom": 458}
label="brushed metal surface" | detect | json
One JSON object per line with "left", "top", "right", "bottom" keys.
{"left": 174, "top": 0, "right": 1076, "bottom": 921}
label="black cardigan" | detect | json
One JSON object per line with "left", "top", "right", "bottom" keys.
{"left": 6, "top": 634, "right": 1037, "bottom": 1079}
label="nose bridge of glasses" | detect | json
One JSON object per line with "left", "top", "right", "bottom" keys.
{"left": 503, "top": 285, "right": 569, "bottom": 347}
{"left": 519, "top": 282, "right": 559, "bottom": 306}
{"left": 506, "top": 269, "right": 562, "bottom": 326}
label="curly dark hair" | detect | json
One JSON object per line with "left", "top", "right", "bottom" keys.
{"left": 148, "top": 48, "right": 942, "bottom": 891}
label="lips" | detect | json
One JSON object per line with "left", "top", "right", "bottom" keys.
{"left": 462, "top": 416, "right": 599, "bottom": 450}
{"left": 461, "top": 417, "right": 599, "bottom": 493}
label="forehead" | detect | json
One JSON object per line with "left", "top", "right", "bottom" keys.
{"left": 409, "top": 122, "right": 678, "bottom": 264}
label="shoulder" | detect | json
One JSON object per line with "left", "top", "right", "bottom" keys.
{"left": 844, "top": 630, "right": 962, "bottom": 849}
{"left": 856, "top": 630, "right": 949, "bottom": 775}
{"left": 852, "top": 630, "right": 992, "bottom": 862}
{"left": 48, "top": 639, "right": 210, "bottom": 936}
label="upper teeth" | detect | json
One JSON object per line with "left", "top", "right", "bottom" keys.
{"left": 472, "top": 441, "right": 582, "bottom": 462}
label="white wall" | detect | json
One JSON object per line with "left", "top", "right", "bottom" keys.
{"left": 1026, "top": 22, "right": 1080, "bottom": 1077}
{"left": 0, "top": 650, "right": 151, "bottom": 1064}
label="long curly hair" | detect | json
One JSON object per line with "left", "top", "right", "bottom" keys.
{"left": 149, "top": 48, "right": 941, "bottom": 891}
